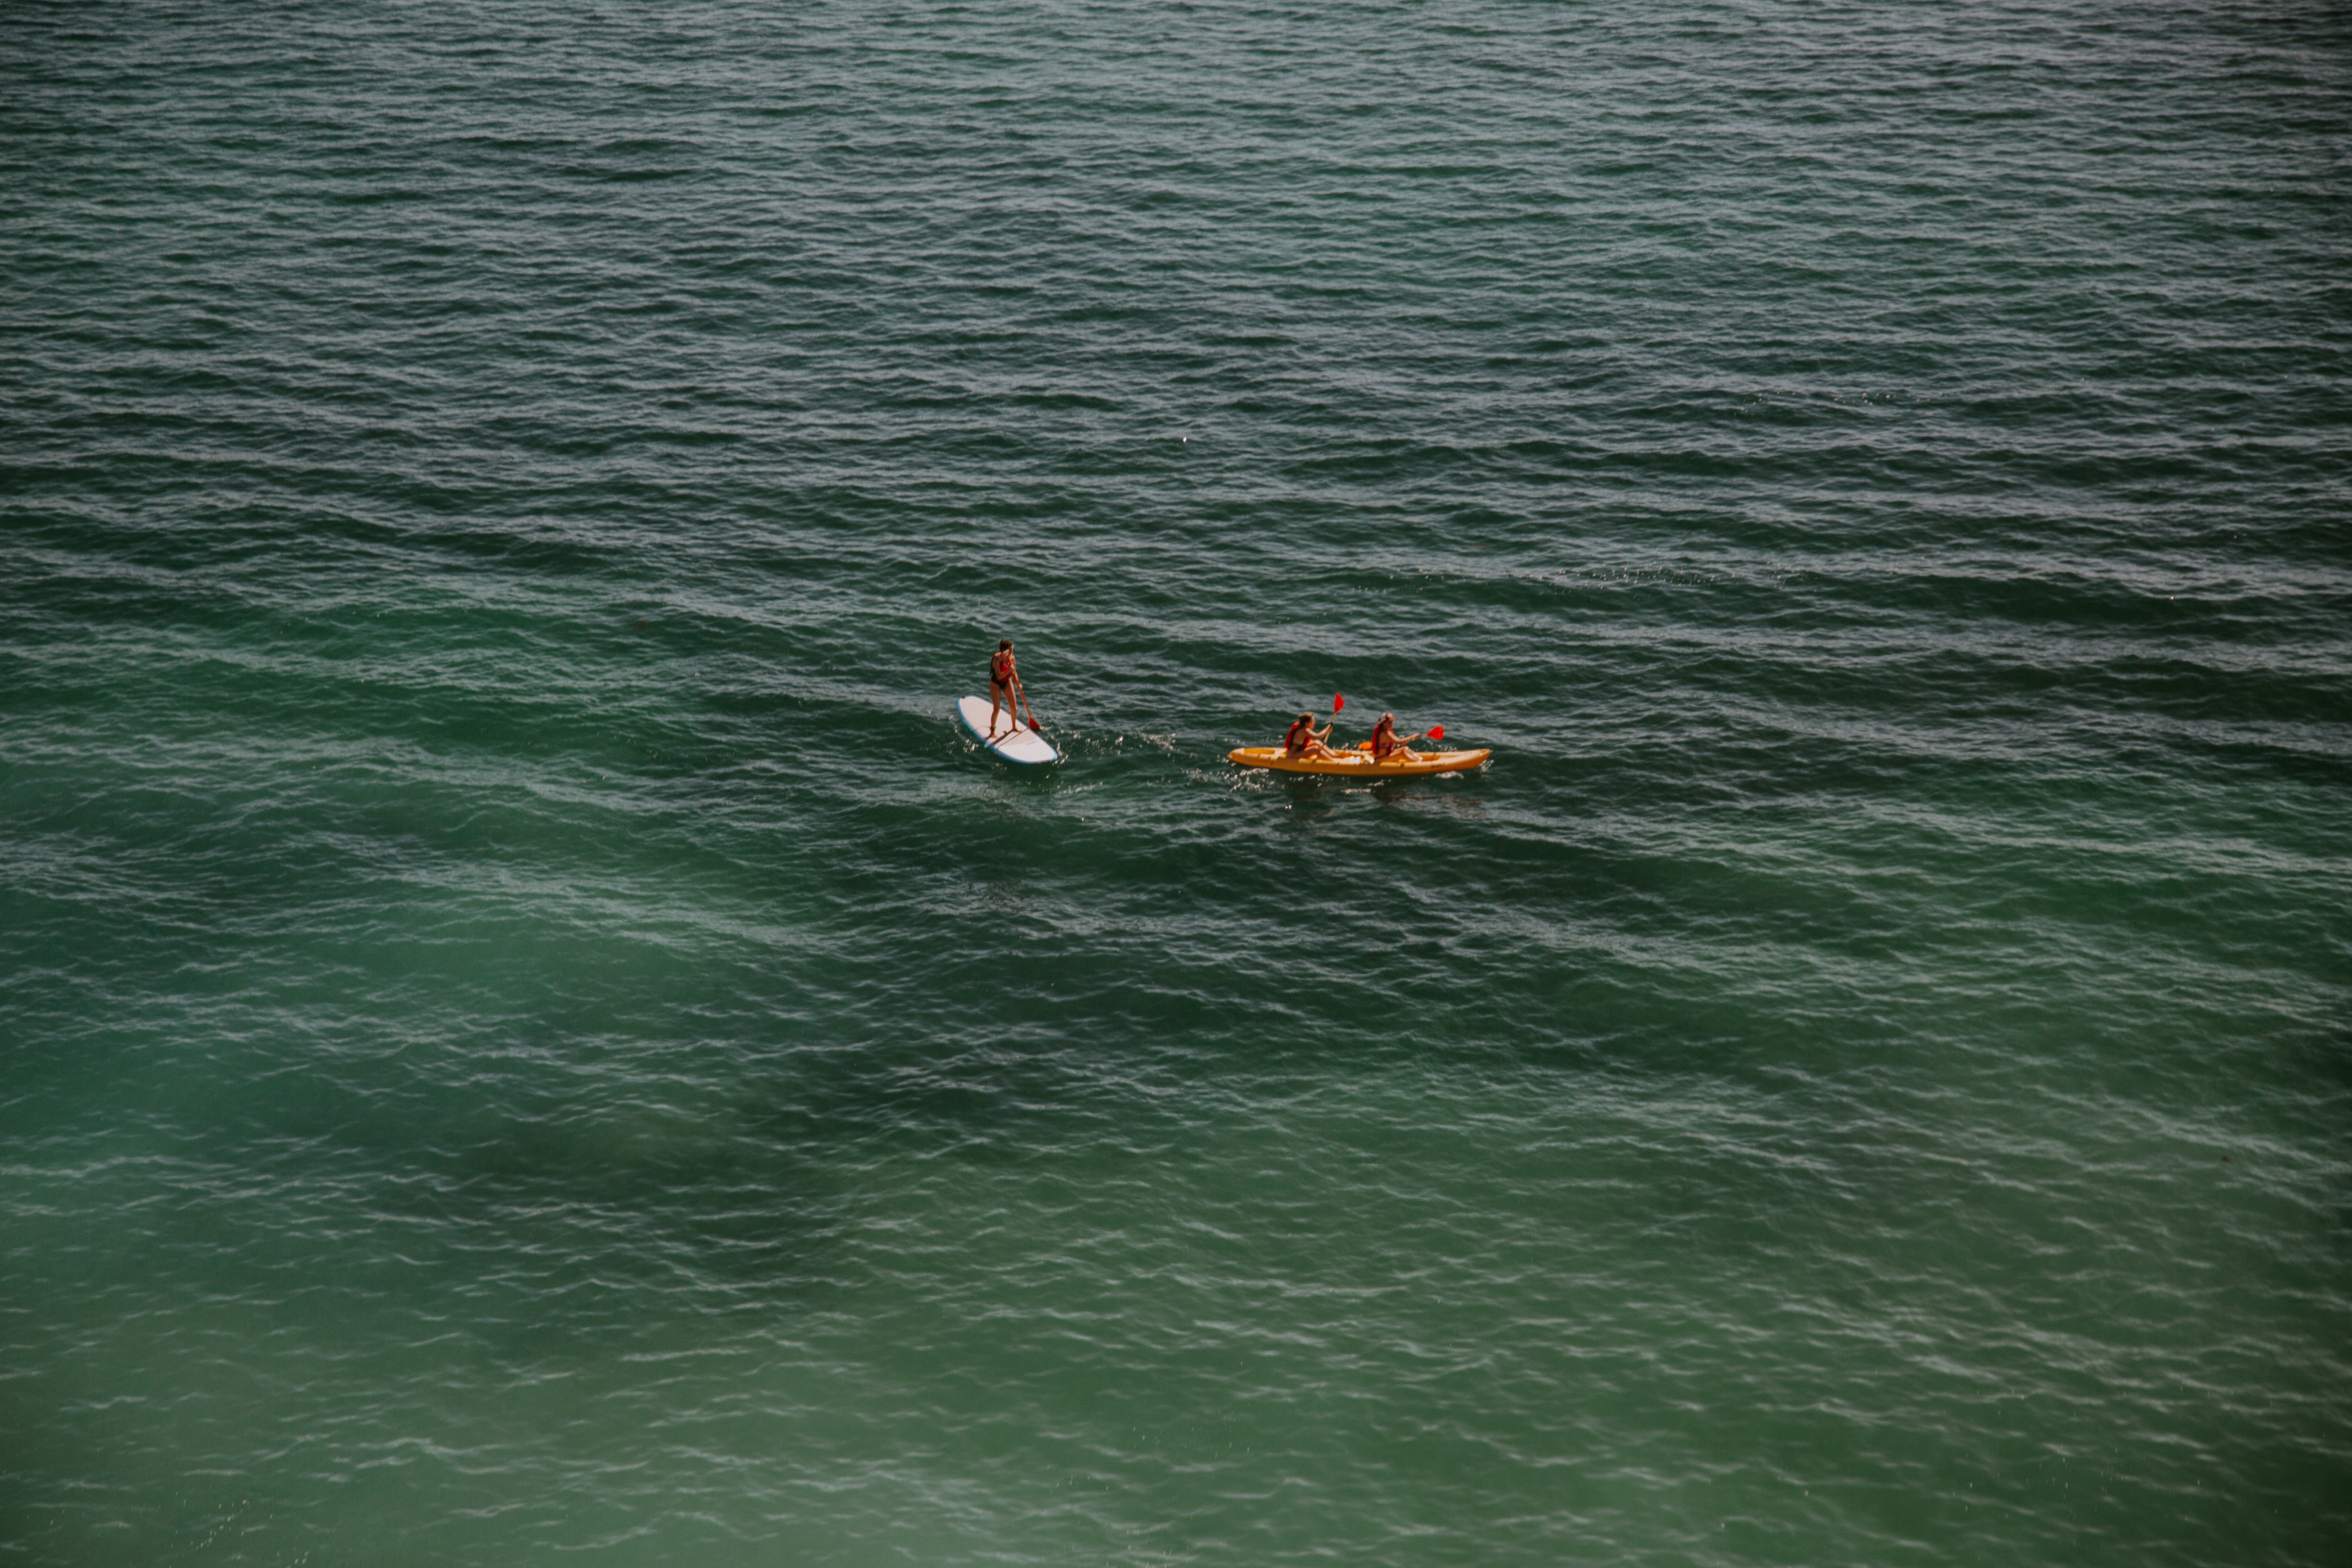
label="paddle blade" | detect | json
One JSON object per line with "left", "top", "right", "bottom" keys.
{"left": 1333, "top": 694, "right": 1345, "bottom": 711}
{"left": 1428, "top": 725, "right": 1444, "bottom": 741}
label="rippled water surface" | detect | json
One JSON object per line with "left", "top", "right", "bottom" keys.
{"left": 4, "top": 2, "right": 2350, "bottom": 1563}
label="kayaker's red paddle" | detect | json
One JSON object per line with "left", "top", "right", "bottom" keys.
{"left": 1428, "top": 725, "right": 1444, "bottom": 741}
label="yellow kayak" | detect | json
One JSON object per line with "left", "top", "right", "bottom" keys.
{"left": 1228, "top": 745, "right": 1492, "bottom": 777}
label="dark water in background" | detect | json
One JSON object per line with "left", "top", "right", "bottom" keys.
{"left": 3, "top": 1, "right": 2350, "bottom": 1562}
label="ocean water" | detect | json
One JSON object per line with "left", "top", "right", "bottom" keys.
{"left": 3, "top": 1, "right": 2349, "bottom": 1563}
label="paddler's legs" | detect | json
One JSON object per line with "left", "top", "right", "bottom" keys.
{"left": 987, "top": 682, "right": 1010, "bottom": 736}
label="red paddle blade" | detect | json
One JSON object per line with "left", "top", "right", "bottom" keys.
{"left": 1333, "top": 694, "right": 1345, "bottom": 711}
{"left": 1428, "top": 725, "right": 1444, "bottom": 741}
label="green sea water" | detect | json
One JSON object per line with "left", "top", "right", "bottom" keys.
{"left": 3, "top": 2, "right": 2349, "bottom": 1563}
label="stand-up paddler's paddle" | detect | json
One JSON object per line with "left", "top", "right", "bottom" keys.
{"left": 958, "top": 696, "right": 1061, "bottom": 764}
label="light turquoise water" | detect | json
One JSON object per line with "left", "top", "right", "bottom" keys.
{"left": 3, "top": 2, "right": 2349, "bottom": 1563}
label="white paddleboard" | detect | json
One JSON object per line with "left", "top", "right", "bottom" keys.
{"left": 957, "top": 695, "right": 1061, "bottom": 765}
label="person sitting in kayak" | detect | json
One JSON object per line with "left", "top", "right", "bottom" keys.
{"left": 1282, "top": 711, "right": 1346, "bottom": 761}
{"left": 987, "top": 639, "right": 1036, "bottom": 738}
{"left": 1367, "top": 711, "right": 1426, "bottom": 764}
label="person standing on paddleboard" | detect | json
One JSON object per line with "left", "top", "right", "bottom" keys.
{"left": 987, "top": 639, "right": 1038, "bottom": 738}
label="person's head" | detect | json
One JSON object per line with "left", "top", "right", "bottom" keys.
{"left": 999, "top": 639, "right": 1013, "bottom": 652}
{"left": 1295, "top": 712, "right": 1312, "bottom": 725}
{"left": 1378, "top": 711, "right": 1395, "bottom": 727}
